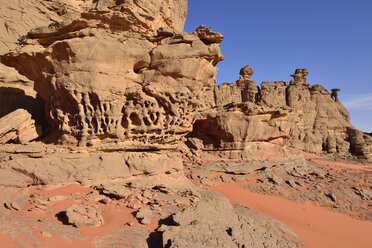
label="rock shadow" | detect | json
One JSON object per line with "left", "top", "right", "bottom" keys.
{"left": 0, "top": 87, "right": 48, "bottom": 129}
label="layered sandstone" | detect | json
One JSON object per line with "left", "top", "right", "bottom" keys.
{"left": 0, "top": 1, "right": 371, "bottom": 247}
{"left": 1, "top": 0, "right": 223, "bottom": 149}
{"left": 0, "top": 0, "right": 188, "bottom": 55}
{"left": 0, "top": 109, "right": 41, "bottom": 144}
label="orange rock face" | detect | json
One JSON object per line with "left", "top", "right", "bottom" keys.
{"left": 0, "top": 1, "right": 371, "bottom": 248}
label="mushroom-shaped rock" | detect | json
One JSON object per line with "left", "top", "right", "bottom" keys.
{"left": 290, "top": 68, "right": 309, "bottom": 86}
{"left": 236, "top": 65, "right": 258, "bottom": 103}
{"left": 239, "top": 65, "right": 255, "bottom": 80}
{"left": 331, "top": 88, "right": 341, "bottom": 101}
{"left": 194, "top": 25, "right": 224, "bottom": 44}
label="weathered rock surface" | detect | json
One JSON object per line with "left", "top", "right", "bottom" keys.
{"left": 191, "top": 102, "right": 291, "bottom": 150}
{"left": 66, "top": 204, "right": 104, "bottom": 227}
{"left": 82, "top": 0, "right": 188, "bottom": 34}
{"left": 214, "top": 83, "right": 242, "bottom": 106}
{"left": 0, "top": 0, "right": 76, "bottom": 55}
{"left": 160, "top": 189, "right": 304, "bottom": 248}
{"left": 0, "top": 1, "right": 371, "bottom": 248}
{"left": 259, "top": 81, "right": 288, "bottom": 107}
{"left": 0, "top": 145, "right": 183, "bottom": 186}
{"left": 236, "top": 65, "right": 259, "bottom": 103}
{"left": 96, "top": 227, "right": 149, "bottom": 248}
{"left": 191, "top": 65, "right": 371, "bottom": 161}
{"left": 135, "top": 207, "right": 153, "bottom": 225}
{"left": 1, "top": 0, "right": 222, "bottom": 149}
{"left": 0, "top": 109, "right": 41, "bottom": 144}
{"left": 0, "top": 0, "right": 187, "bottom": 55}
{"left": 0, "top": 64, "right": 45, "bottom": 121}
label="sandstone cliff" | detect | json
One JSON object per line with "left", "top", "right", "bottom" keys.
{"left": 1, "top": 0, "right": 222, "bottom": 149}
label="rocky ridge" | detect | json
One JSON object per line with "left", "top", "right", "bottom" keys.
{"left": 204, "top": 65, "right": 372, "bottom": 161}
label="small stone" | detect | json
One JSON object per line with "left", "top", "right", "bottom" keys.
{"left": 99, "top": 198, "right": 110, "bottom": 204}
{"left": 34, "top": 199, "right": 50, "bottom": 206}
{"left": 232, "top": 176, "right": 246, "bottom": 182}
{"left": 66, "top": 204, "right": 104, "bottom": 227}
{"left": 11, "top": 201, "right": 21, "bottom": 211}
{"left": 126, "top": 221, "right": 134, "bottom": 226}
{"left": 142, "top": 190, "right": 152, "bottom": 199}
{"left": 41, "top": 231, "right": 52, "bottom": 237}
{"left": 268, "top": 175, "right": 284, "bottom": 185}
{"left": 286, "top": 179, "right": 296, "bottom": 187}
{"left": 85, "top": 191, "right": 106, "bottom": 202}
{"left": 200, "top": 178, "right": 219, "bottom": 186}
{"left": 127, "top": 203, "right": 140, "bottom": 209}
{"left": 4, "top": 202, "right": 12, "bottom": 210}
{"left": 353, "top": 187, "right": 372, "bottom": 200}
{"left": 135, "top": 207, "right": 153, "bottom": 225}
{"left": 295, "top": 181, "right": 303, "bottom": 186}
{"left": 32, "top": 205, "right": 47, "bottom": 213}
{"left": 48, "top": 195, "right": 69, "bottom": 202}
{"left": 314, "top": 184, "right": 323, "bottom": 190}
{"left": 220, "top": 174, "right": 232, "bottom": 183}
{"left": 4, "top": 201, "right": 21, "bottom": 211}
{"left": 326, "top": 193, "right": 337, "bottom": 202}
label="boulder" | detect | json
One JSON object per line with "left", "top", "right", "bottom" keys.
{"left": 66, "top": 204, "right": 104, "bottom": 227}
{"left": 0, "top": 109, "right": 41, "bottom": 144}
{"left": 135, "top": 207, "right": 153, "bottom": 225}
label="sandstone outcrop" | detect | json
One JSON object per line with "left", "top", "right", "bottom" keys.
{"left": 190, "top": 65, "right": 371, "bottom": 161}
{"left": 1, "top": 0, "right": 223, "bottom": 149}
{"left": 0, "top": 0, "right": 187, "bottom": 55}
{"left": 160, "top": 189, "right": 304, "bottom": 248}
{"left": 236, "top": 65, "right": 259, "bottom": 103}
{"left": 0, "top": 0, "right": 77, "bottom": 55}
{"left": 214, "top": 83, "right": 242, "bottom": 106}
{"left": 0, "top": 1, "right": 371, "bottom": 247}
{"left": 191, "top": 103, "right": 291, "bottom": 151}
{"left": 66, "top": 204, "right": 104, "bottom": 227}
{"left": 1, "top": 145, "right": 184, "bottom": 187}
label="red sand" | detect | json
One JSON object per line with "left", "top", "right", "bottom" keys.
{"left": 0, "top": 234, "right": 19, "bottom": 248}
{"left": 79, "top": 203, "right": 138, "bottom": 237}
{"left": 4, "top": 183, "right": 160, "bottom": 247}
{"left": 311, "top": 158, "right": 372, "bottom": 172}
{"left": 209, "top": 182, "right": 372, "bottom": 248}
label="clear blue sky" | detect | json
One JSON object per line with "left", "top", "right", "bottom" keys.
{"left": 184, "top": 0, "right": 372, "bottom": 132}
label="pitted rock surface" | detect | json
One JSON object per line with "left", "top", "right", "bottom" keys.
{"left": 1, "top": 1, "right": 223, "bottom": 149}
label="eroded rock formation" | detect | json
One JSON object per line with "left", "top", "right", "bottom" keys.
{"left": 1, "top": 0, "right": 223, "bottom": 149}
{"left": 0, "top": 1, "right": 371, "bottom": 247}
{"left": 193, "top": 65, "right": 371, "bottom": 160}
